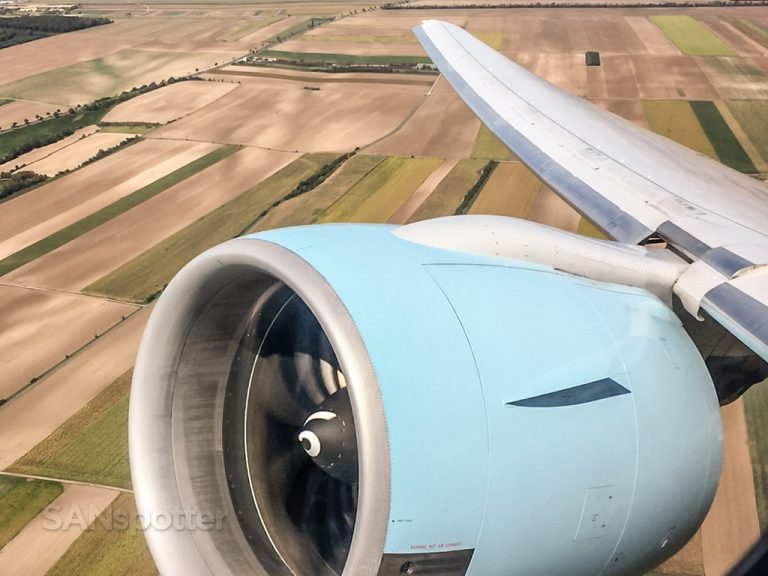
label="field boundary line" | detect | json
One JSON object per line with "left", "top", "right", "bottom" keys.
{"left": 0, "top": 471, "right": 132, "bottom": 494}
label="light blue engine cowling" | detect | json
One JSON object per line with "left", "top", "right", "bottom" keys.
{"left": 129, "top": 222, "right": 722, "bottom": 576}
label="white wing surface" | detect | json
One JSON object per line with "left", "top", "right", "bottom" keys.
{"left": 414, "top": 19, "right": 768, "bottom": 363}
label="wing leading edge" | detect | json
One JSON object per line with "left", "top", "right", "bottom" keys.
{"left": 414, "top": 20, "right": 768, "bottom": 364}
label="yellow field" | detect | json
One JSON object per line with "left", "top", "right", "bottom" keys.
{"left": 471, "top": 124, "right": 511, "bottom": 161}
{"left": 408, "top": 159, "right": 487, "bottom": 222}
{"left": 469, "top": 161, "right": 542, "bottom": 217}
{"left": 474, "top": 31, "right": 504, "bottom": 50}
{"left": 318, "top": 156, "right": 443, "bottom": 223}
{"left": 249, "top": 154, "right": 385, "bottom": 232}
{"left": 643, "top": 100, "right": 717, "bottom": 158}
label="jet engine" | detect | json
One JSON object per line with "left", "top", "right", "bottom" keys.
{"left": 129, "top": 217, "right": 722, "bottom": 576}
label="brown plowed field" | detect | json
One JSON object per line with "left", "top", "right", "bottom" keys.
{"left": 6, "top": 148, "right": 299, "bottom": 292}
{"left": 366, "top": 76, "right": 480, "bottom": 158}
{"left": 0, "top": 139, "right": 219, "bottom": 261}
{"left": 103, "top": 81, "right": 238, "bottom": 124}
{"left": 0, "top": 285, "right": 137, "bottom": 401}
{"left": 149, "top": 81, "right": 426, "bottom": 152}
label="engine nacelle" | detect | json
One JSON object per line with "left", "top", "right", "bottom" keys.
{"left": 130, "top": 220, "right": 722, "bottom": 576}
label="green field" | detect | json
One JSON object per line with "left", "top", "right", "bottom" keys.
{"left": 689, "top": 101, "right": 757, "bottom": 173}
{"left": 0, "top": 109, "right": 104, "bottom": 163}
{"left": 255, "top": 49, "right": 432, "bottom": 66}
{"left": 318, "top": 156, "right": 443, "bottom": 223}
{"left": 0, "top": 144, "right": 241, "bottom": 277}
{"left": 744, "top": 380, "right": 768, "bottom": 531}
{"left": 727, "top": 100, "right": 768, "bottom": 165}
{"left": 9, "top": 371, "right": 133, "bottom": 489}
{"left": 47, "top": 493, "right": 158, "bottom": 576}
{"left": 248, "top": 154, "right": 385, "bottom": 233}
{"left": 85, "top": 153, "right": 337, "bottom": 303}
{"left": 408, "top": 159, "right": 488, "bottom": 222}
{"left": 643, "top": 100, "right": 718, "bottom": 158}
{"left": 471, "top": 124, "right": 511, "bottom": 161}
{"left": 650, "top": 15, "right": 735, "bottom": 56}
{"left": 0, "top": 475, "right": 63, "bottom": 548}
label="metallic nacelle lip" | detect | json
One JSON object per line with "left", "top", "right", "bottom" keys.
{"left": 130, "top": 236, "right": 391, "bottom": 576}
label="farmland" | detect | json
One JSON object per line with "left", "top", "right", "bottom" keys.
{"left": 1, "top": 4, "right": 768, "bottom": 576}
{"left": 0, "top": 475, "right": 62, "bottom": 549}
{"left": 85, "top": 153, "right": 337, "bottom": 302}
{"left": 46, "top": 493, "right": 157, "bottom": 576}
{"left": 650, "top": 15, "right": 736, "bottom": 56}
{"left": 317, "top": 156, "right": 443, "bottom": 222}
{"left": 10, "top": 371, "right": 133, "bottom": 489}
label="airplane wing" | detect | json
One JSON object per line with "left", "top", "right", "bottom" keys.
{"left": 414, "top": 19, "right": 768, "bottom": 365}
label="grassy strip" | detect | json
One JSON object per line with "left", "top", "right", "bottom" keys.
{"left": 236, "top": 151, "right": 354, "bottom": 235}
{"left": 0, "top": 144, "right": 240, "bottom": 277}
{"left": 85, "top": 153, "right": 337, "bottom": 303}
{"left": 9, "top": 371, "right": 133, "bottom": 489}
{"left": 455, "top": 160, "right": 498, "bottom": 215}
{"left": 47, "top": 493, "right": 158, "bottom": 576}
{"left": 318, "top": 156, "right": 444, "bottom": 223}
{"left": 690, "top": 101, "right": 756, "bottom": 174}
{"left": 248, "top": 154, "right": 385, "bottom": 233}
{"left": 743, "top": 380, "right": 768, "bottom": 531}
{"left": 471, "top": 124, "right": 511, "bottom": 161}
{"left": 650, "top": 15, "right": 735, "bottom": 56}
{"left": 266, "top": 17, "right": 332, "bottom": 44}
{"left": 408, "top": 159, "right": 488, "bottom": 222}
{"left": 256, "top": 50, "right": 432, "bottom": 66}
{"left": 0, "top": 475, "right": 63, "bottom": 548}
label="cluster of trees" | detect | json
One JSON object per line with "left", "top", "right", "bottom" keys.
{"left": 0, "top": 170, "right": 47, "bottom": 201}
{"left": 456, "top": 160, "right": 498, "bottom": 215}
{"left": 0, "top": 15, "right": 111, "bottom": 49}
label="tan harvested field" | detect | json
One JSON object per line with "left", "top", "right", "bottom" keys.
{"left": 0, "top": 286, "right": 137, "bottom": 401}
{"left": 0, "top": 139, "right": 219, "bottom": 261}
{"left": 470, "top": 162, "right": 544, "bottom": 218}
{"left": 0, "top": 126, "right": 99, "bottom": 173}
{"left": 585, "top": 55, "right": 641, "bottom": 101}
{"left": 22, "top": 133, "right": 136, "bottom": 177}
{"left": 593, "top": 99, "right": 649, "bottom": 127}
{"left": 367, "top": 76, "right": 480, "bottom": 158}
{"left": 632, "top": 54, "right": 719, "bottom": 100}
{"left": 7, "top": 148, "right": 299, "bottom": 292}
{"left": 0, "top": 484, "right": 119, "bottom": 576}
{"left": 527, "top": 186, "right": 582, "bottom": 232}
{"left": 149, "top": 81, "right": 426, "bottom": 152}
{"left": 624, "top": 15, "right": 680, "bottom": 55}
{"left": 0, "top": 101, "right": 61, "bottom": 131}
{"left": 698, "top": 57, "right": 768, "bottom": 100}
{"left": 103, "top": 81, "right": 238, "bottom": 124}
{"left": 701, "top": 400, "right": 761, "bottom": 575}
{"left": 0, "top": 29, "right": 141, "bottom": 88}
{"left": 0, "top": 48, "right": 241, "bottom": 107}
{"left": 0, "top": 307, "right": 150, "bottom": 470}
{"left": 388, "top": 158, "right": 459, "bottom": 223}
{"left": 275, "top": 37, "right": 426, "bottom": 56}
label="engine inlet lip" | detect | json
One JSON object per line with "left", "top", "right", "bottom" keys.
{"left": 129, "top": 237, "right": 391, "bottom": 576}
